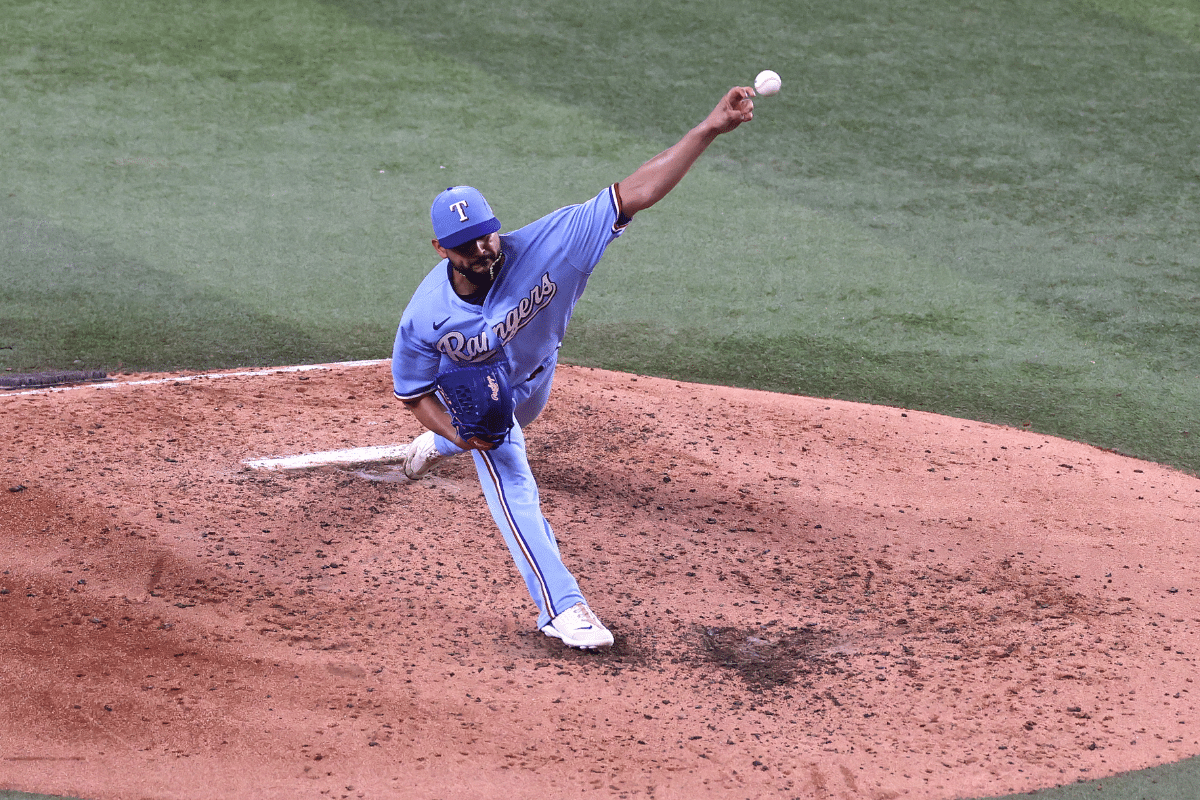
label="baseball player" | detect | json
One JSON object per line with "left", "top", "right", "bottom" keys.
{"left": 391, "top": 86, "right": 756, "bottom": 649}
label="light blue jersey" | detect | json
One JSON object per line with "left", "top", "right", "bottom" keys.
{"left": 392, "top": 184, "right": 628, "bottom": 406}
{"left": 390, "top": 184, "right": 629, "bottom": 629}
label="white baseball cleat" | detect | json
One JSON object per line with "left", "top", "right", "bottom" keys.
{"left": 541, "top": 603, "right": 614, "bottom": 649}
{"left": 402, "top": 430, "right": 448, "bottom": 479}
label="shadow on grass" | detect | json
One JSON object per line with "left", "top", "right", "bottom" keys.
{"left": 0, "top": 207, "right": 390, "bottom": 374}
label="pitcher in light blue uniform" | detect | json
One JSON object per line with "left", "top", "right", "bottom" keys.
{"left": 390, "top": 86, "right": 757, "bottom": 648}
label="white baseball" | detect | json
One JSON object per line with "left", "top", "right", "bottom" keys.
{"left": 754, "top": 69, "right": 781, "bottom": 97}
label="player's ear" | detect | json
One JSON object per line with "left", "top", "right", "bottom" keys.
{"left": 432, "top": 239, "right": 448, "bottom": 258}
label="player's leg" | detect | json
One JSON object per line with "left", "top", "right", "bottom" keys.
{"left": 470, "top": 422, "right": 582, "bottom": 625}
{"left": 470, "top": 422, "right": 613, "bottom": 648}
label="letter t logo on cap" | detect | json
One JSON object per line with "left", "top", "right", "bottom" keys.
{"left": 431, "top": 186, "right": 500, "bottom": 249}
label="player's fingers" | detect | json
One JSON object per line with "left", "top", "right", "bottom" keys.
{"left": 729, "top": 85, "right": 754, "bottom": 104}
{"left": 712, "top": 87, "right": 754, "bottom": 130}
{"left": 736, "top": 94, "right": 755, "bottom": 122}
{"left": 732, "top": 87, "right": 755, "bottom": 113}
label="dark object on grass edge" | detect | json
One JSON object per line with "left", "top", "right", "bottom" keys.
{"left": 0, "top": 370, "right": 110, "bottom": 389}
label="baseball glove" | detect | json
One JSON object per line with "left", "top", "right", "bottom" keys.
{"left": 435, "top": 362, "right": 515, "bottom": 445}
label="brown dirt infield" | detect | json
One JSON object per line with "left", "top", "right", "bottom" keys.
{"left": 1, "top": 361, "right": 1199, "bottom": 800}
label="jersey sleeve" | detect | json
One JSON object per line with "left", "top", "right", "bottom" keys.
{"left": 553, "top": 185, "right": 631, "bottom": 274}
{"left": 391, "top": 274, "right": 447, "bottom": 401}
{"left": 391, "top": 313, "right": 440, "bottom": 401}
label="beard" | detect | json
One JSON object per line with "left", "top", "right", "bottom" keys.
{"left": 453, "top": 251, "right": 505, "bottom": 287}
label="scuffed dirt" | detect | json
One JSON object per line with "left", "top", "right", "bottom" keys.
{"left": 1, "top": 362, "right": 1199, "bottom": 800}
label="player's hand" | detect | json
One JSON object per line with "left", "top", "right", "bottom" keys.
{"left": 705, "top": 86, "right": 755, "bottom": 135}
{"left": 617, "top": 85, "right": 756, "bottom": 216}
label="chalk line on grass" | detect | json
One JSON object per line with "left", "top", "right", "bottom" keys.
{"left": 3, "top": 359, "right": 389, "bottom": 397}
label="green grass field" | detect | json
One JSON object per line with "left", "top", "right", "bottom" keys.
{"left": 3, "top": 0, "right": 1198, "bottom": 474}
{"left": 2, "top": 3, "right": 1200, "bottom": 798}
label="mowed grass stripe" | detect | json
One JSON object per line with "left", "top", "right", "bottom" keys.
{"left": 0, "top": 0, "right": 659, "bottom": 365}
{"left": 1084, "top": 0, "right": 1200, "bottom": 43}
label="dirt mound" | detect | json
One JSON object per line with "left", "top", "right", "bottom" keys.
{"left": 2, "top": 362, "right": 1198, "bottom": 799}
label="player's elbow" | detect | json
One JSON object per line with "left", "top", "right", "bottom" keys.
{"left": 616, "top": 179, "right": 658, "bottom": 217}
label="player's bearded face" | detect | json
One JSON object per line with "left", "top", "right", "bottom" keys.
{"left": 447, "top": 234, "right": 503, "bottom": 285}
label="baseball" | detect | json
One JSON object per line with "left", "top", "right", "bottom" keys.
{"left": 754, "top": 69, "right": 781, "bottom": 97}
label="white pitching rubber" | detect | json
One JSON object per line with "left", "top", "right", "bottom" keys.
{"left": 244, "top": 444, "right": 411, "bottom": 471}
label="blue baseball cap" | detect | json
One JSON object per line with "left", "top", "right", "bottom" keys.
{"left": 430, "top": 186, "right": 501, "bottom": 249}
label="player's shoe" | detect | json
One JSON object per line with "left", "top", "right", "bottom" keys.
{"left": 541, "top": 603, "right": 614, "bottom": 649}
{"left": 402, "top": 430, "right": 448, "bottom": 479}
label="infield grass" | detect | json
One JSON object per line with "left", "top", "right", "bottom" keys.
{"left": 1, "top": 0, "right": 1198, "bottom": 478}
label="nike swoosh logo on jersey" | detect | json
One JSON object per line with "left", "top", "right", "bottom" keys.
{"left": 433, "top": 316, "right": 451, "bottom": 330}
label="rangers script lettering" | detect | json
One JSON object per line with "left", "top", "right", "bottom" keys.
{"left": 493, "top": 272, "right": 557, "bottom": 346}
{"left": 434, "top": 273, "right": 558, "bottom": 364}
{"left": 436, "top": 329, "right": 494, "bottom": 363}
